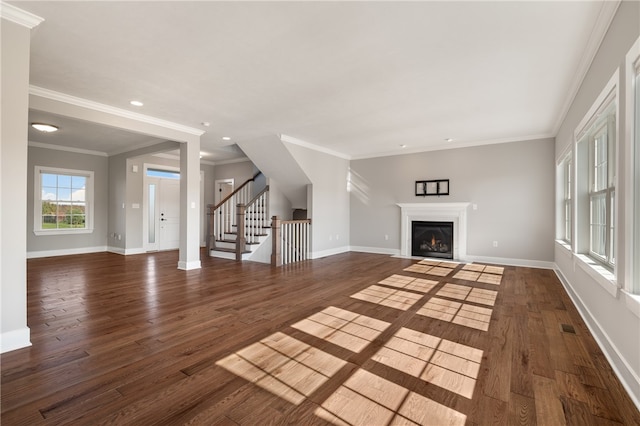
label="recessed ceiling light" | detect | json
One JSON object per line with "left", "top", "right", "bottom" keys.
{"left": 445, "top": 138, "right": 454, "bottom": 142}
{"left": 130, "top": 100, "right": 143, "bottom": 107}
{"left": 400, "top": 144, "right": 407, "bottom": 148}
{"left": 222, "top": 136, "right": 231, "bottom": 141}
{"left": 201, "top": 122, "right": 210, "bottom": 127}
{"left": 31, "top": 123, "right": 59, "bottom": 133}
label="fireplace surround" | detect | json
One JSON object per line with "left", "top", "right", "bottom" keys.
{"left": 397, "top": 203, "right": 470, "bottom": 260}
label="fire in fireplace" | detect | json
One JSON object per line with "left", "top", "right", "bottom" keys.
{"left": 411, "top": 221, "right": 454, "bottom": 259}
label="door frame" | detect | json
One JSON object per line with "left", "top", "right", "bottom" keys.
{"left": 142, "top": 163, "right": 204, "bottom": 252}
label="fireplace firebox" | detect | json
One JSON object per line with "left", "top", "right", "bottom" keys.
{"left": 411, "top": 221, "right": 454, "bottom": 259}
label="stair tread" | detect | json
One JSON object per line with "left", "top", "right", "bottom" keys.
{"left": 210, "top": 247, "right": 251, "bottom": 254}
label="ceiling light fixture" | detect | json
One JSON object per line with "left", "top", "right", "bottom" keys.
{"left": 31, "top": 123, "right": 59, "bottom": 133}
{"left": 400, "top": 144, "right": 407, "bottom": 148}
{"left": 222, "top": 136, "right": 231, "bottom": 141}
{"left": 445, "top": 138, "right": 454, "bottom": 142}
{"left": 201, "top": 122, "right": 210, "bottom": 127}
{"left": 130, "top": 100, "right": 144, "bottom": 107}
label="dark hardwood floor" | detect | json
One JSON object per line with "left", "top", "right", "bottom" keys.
{"left": 1, "top": 250, "right": 639, "bottom": 425}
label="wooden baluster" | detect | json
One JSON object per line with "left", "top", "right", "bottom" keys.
{"left": 236, "top": 204, "right": 246, "bottom": 261}
{"left": 271, "top": 216, "right": 281, "bottom": 267}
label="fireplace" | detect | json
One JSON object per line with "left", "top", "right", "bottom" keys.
{"left": 411, "top": 221, "right": 454, "bottom": 259}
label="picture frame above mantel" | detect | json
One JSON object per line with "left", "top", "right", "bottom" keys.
{"left": 415, "top": 179, "right": 449, "bottom": 196}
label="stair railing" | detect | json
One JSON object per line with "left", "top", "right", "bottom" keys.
{"left": 207, "top": 172, "right": 262, "bottom": 251}
{"left": 271, "top": 216, "right": 311, "bottom": 266}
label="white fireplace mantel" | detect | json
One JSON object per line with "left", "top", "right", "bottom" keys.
{"left": 397, "top": 202, "right": 470, "bottom": 260}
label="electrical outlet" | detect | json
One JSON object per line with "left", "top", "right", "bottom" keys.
{"left": 493, "top": 241, "right": 498, "bottom": 247}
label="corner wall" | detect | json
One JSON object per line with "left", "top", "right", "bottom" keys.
{"left": 349, "top": 138, "right": 555, "bottom": 265}
{"left": 554, "top": 0, "right": 640, "bottom": 407}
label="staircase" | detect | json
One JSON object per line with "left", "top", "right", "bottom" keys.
{"left": 207, "top": 173, "right": 270, "bottom": 260}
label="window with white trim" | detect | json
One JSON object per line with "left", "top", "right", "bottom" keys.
{"left": 576, "top": 85, "right": 617, "bottom": 270}
{"left": 34, "top": 166, "right": 94, "bottom": 235}
{"left": 562, "top": 153, "right": 572, "bottom": 243}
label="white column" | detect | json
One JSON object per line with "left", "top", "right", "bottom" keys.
{"left": 1, "top": 5, "right": 43, "bottom": 352}
{"left": 178, "top": 137, "right": 201, "bottom": 270}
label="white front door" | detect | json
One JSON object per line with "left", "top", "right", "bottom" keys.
{"left": 158, "top": 178, "right": 180, "bottom": 250}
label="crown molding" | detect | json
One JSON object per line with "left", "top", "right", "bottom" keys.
{"left": 351, "top": 133, "right": 554, "bottom": 160}
{"left": 0, "top": 2, "right": 43, "bottom": 29}
{"left": 28, "top": 141, "right": 108, "bottom": 157}
{"left": 280, "top": 134, "right": 351, "bottom": 160}
{"left": 551, "top": 0, "right": 621, "bottom": 136}
{"left": 29, "top": 86, "right": 205, "bottom": 137}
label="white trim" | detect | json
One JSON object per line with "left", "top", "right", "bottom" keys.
{"left": 352, "top": 135, "right": 553, "bottom": 161}
{"left": 349, "top": 246, "right": 401, "bottom": 256}
{"left": 0, "top": 327, "right": 31, "bottom": 354}
{"left": 178, "top": 260, "right": 201, "bottom": 270}
{"left": 551, "top": 0, "right": 622, "bottom": 136}
{"left": 574, "top": 254, "right": 618, "bottom": 298}
{"left": 397, "top": 202, "right": 469, "bottom": 260}
{"left": 107, "top": 246, "right": 126, "bottom": 255}
{"left": 0, "top": 2, "right": 43, "bottom": 28}
{"left": 464, "top": 255, "right": 555, "bottom": 270}
{"left": 108, "top": 247, "right": 146, "bottom": 255}
{"left": 27, "top": 246, "right": 107, "bottom": 259}
{"left": 623, "top": 290, "right": 640, "bottom": 319}
{"left": 281, "top": 134, "right": 351, "bottom": 160}
{"left": 310, "top": 245, "right": 350, "bottom": 259}
{"left": 212, "top": 157, "right": 252, "bottom": 166}
{"left": 29, "top": 86, "right": 205, "bottom": 137}
{"left": 574, "top": 71, "right": 619, "bottom": 142}
{"left": 29, "top": 141, "right": 108, "bottom": 157}
{"left": 625, "top": 35, "right": 640, "bottom": 292}
{"left": 554, "top": 267, "right": 640, "bottom": 411}
{"left": 34, "top": 165, "right": 95, "bottom": 236}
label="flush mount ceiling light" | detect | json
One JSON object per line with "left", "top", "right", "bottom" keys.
{"left": 400, "top": 144, "right": 407, "bottom": 148}
{"left": 222, "top": 136, "right": 231, "bottom": 141}
{"left": 129, "top": 100, "right": 144, "bottom": 107}
{"left": 445, "top": 138, "right": 454, "bottom": 142}
{"left": 31, "top": 123, "right": 59, "bottom": 133}
{"left": 201, "top": 122, "right": 210, "bottom": 127}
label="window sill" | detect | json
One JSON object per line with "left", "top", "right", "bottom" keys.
{"left": 555, "top": 240, "right": 573, "bottom": 258}
{"left": 34, "top": 228, "right": 94, "bottom": 236}
{"left": 622, "top": 290, "right": 640, "bottom": 319}
{"left": 574, "top": 254, "right": 618, "bottom": 298}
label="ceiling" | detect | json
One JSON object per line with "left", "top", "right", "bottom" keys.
{"left": 14, "top": 1, "right": 614, "bottom": 162}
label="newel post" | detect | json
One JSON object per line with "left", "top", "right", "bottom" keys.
{"left": 206, "top": 204, "right": 214, "bottom": 252}
{"left": 271, "top": 215, "right": 282, "bottom": 267}
{"left": 236, "top": 204, "right": 246, "bottom": 261}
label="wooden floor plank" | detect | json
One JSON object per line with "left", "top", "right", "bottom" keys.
{"left": 1, "top": 250, "right": 638, "bottom": 425}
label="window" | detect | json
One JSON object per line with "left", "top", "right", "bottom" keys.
{"left": 34, "top": 166, "right": 94, "bottom": 235}
{"left": 575, "top": 74, "right": 617, "bottom": 272}
{"left": 562, "top": 154, "right": 572, "bottom": 243}
{"left": 627, "top": 36, "right": 640, "bottom": 293}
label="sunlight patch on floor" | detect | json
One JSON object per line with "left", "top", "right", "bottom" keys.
{"left": 350, "top": 285, "right": 424, "bottom": 311}
{"left": 417, "top": 297, "right": 493, "bottom": 331}
{"left": 315, "top": 368, "right": 467, "bottom": 425}
{"left": 216, "top": 332, "right": 347, "bottom": 405}
{"left": 291, "top": 306, "right": 390, "bottom": 352}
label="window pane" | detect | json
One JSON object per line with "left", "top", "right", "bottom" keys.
{"left": 42, "top": 186, "right": 57, "bottom": 201}
{"left": 58, "top": 175, "right": 71, "bottom": 188}
{"left": 71, "top": 188, "right": 86, "bottom": 202}
{"left": 590, "top": 193, "right": 606, "bottom": 257}
{"left": 610, "top": 191, "right": 615, "bottom": 265}
{"left": 58, "top": 187, "right": 72, "bottom": 201}
{"left": 41, "top": 173, "right": 57, "bottom": 187}
{"left": 71, "top": 176, "right": 86, "bottom": 189}
{"left": 594, "top": 131, "right": 608, "bottom": 191}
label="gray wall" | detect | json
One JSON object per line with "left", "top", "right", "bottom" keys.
{"left": 213, "top": 160, "right": 256, "bottom": 194}
{"left": 554, "top": 0, "right": 640, "bottom": 404}
{"left": 27, "top": 146, "right": 109, "bottom": 255}
{"left": 285, "top": 143, "right": 351, "bottom": 256}
{"left": 350, "top": 138, "right": 555, "bottom": 262}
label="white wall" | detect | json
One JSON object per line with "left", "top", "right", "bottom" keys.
{"left": 27, "top": 146, "right": 109, "bottom": 257}
{"left": 1, "top": 18, "right": 33, "bottom": 352}
{"left": 349, "top": 138, "right": 555, "bottom": 264}
{"left": 554, "top": 0, "right": 640, "bottom": 407}
{"left": 284, "top": 142, "right": 351, "bottom": 257}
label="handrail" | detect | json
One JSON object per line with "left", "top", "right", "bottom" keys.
{"left": 212, "top": 171, "right": 262, "bottom": 211}
{"left": 271, "top": 216, "right": 311, "bottom": 266}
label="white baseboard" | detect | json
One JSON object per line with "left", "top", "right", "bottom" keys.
{"left": 178, "top": 260, "right": 201, "bottom": 270}
{"left": 554, "top": 267, "right": 640, "bottom": 411}
{"left": 311, "top": 245, "right": 350, "bottom": 259}
{"left": 1, "top": 327, "right": 31, "bottom": 353}
{"left": 27, "top": 246, "right": 107, "bottom": 259}
{"left": 107, "top": 247, "right": 147, "bottom": 255}
{"left": 463, "top": 255, "right": 555, "bottom": 269}
{"left": 350, "top": 246, "right": 401, "bottom": 256}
